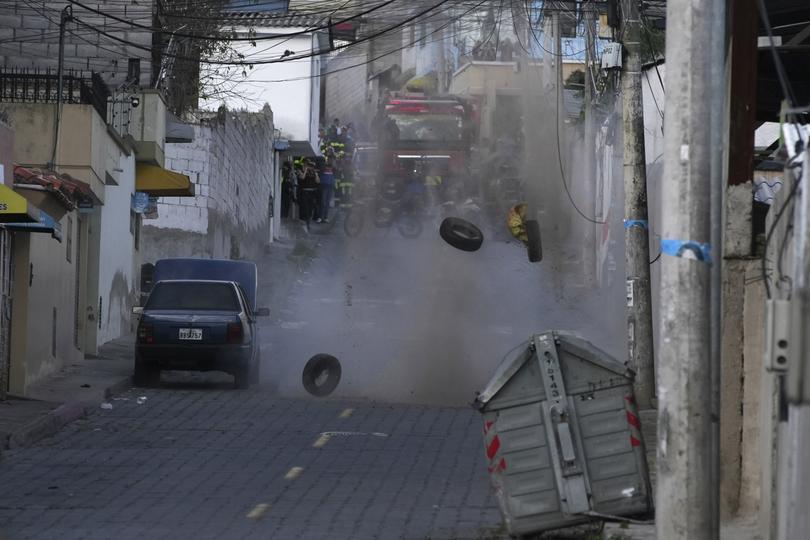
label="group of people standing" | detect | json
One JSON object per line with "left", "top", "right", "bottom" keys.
{"left": 279, "top": 118, "right": 357, "bottom": 228}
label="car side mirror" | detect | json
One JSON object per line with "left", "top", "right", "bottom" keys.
{"left": 132, "top": 306, "right": 144, "bottom": 316}
{"left": 255, "top": 308, "right": 270, "bottom": 317}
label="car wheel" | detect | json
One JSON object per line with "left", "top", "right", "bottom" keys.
{"left": 525, "top": 219, "right": 542, "bottom": 262}
{"left": 133, "top": 360, "right": 160, "bottom": 388}
{"left": 302, "top": 354, "right": 341, "bottom": 397}
{"left": 439, "top": 217, "right": 484, "bottom": 252}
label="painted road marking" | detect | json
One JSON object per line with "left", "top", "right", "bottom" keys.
{"left": 246, "top": 503, "right": 270, "bottom": 520}
{"left": 312, "top": 434, "right": 331, "bottom": 448}
{"left": 284, "top": 466, "right": 304, "bottom": 480}
{"left": 339, "top": 408, "right": 354, "bottom": 418}
{"left": 320, "top": 431, "right": 388, "bottom": 437}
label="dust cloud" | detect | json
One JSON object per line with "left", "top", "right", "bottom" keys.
{"left": 262, "top": 61, "right": 627, "bottom": 407}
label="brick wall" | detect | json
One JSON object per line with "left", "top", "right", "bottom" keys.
{"left": 142, "top": 107, "right": 276, "bottom": 264}
{"left": 0, "top": 0, "right": 153, "bottom": 88}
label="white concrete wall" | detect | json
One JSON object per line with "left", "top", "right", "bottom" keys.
{"left": 143, "top": 109, "right": 276, "bottom": 263}
{"left": 96, "top": 151, "right": 138, "bottom": 345}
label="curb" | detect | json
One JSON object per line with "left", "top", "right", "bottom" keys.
{"left": 4, "top": 376, "right": 132, "bottom": 450}
{"left": 7, "top": 401, "right": 86, "bottom": 449}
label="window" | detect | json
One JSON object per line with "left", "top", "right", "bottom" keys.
{"left": 145, "top": 282, "right": 241, "bottom": 312}
{"left": 66, "top": 216, "right": 72, "bottom": 262}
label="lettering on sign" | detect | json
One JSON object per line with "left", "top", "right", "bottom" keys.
{"left": 0, "top": 203, "right": 7, "bottom": 211}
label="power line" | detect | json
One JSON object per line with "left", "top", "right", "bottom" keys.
{"left": 78, "top": 0, "right": 463, "bottom": 66}
{"left": 67, "top": 0, "right": 401, "bottom": 43}
{"left": 216, "top": 0, "right": 489, "bottom": 85}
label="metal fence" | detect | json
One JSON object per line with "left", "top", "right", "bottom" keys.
{"left": 0, "top": 68, "right": 110, "bottom": 122}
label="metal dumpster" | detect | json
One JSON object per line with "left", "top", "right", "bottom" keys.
{"left": 473, "top": 331, "right": 653, "bottom": 536}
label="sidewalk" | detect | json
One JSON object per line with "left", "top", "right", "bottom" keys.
{"left": 0, "top": 335, "right": 133, "bottom": 452}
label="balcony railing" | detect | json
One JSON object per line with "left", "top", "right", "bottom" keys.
{"left": 0, "top": 68, "right": 111, "bottom": 123}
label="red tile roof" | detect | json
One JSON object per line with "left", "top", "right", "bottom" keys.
{"left": 13, "top": 165, "right": 101, "bottom": 210}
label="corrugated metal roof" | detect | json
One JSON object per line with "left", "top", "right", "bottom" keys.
{"left": 223, "top": 11, "right": 324, "bottom": 29}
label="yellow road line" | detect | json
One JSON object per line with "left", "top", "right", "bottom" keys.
{"left": 246, "top": 503, "right": 270, "bottom": 520}
{"left": 339, "top": 408, "right": 354, "bottom": 418}
{"left": 313, "top": 434, "right": 331, "bottom": 448}
{"left": 284, "top": 466, "right": 304, "bottom": 480}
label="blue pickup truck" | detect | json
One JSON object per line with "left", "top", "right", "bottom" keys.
{"left": 133, "top": 258, "right": 269, "bottom": 389}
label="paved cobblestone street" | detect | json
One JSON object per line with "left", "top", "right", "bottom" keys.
{"left": 0, "top": 383, "right": 503, "bottom": 540}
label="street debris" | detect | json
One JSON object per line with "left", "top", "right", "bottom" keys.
{"left": 100, "top": 402, "right": 113, "bottom": 410}
{"left": 136, "top": 396, "right": 147, "bottom": 405}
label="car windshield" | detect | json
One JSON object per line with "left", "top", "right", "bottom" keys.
{"left": 387, "top": 113, "right": 463, "bottom": 142}
{"left": 146, "top": 282, "right": 240, "bottom": 311}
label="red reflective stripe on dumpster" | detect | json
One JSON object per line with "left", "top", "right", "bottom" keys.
{"left": 487, "top": 458, "right": 507, "bottom": 474}
{"left": 624, "top": 394, "right": 636, "bottom": 406}
{"left": 630, "top": 435, "right": 642, "bottom": 447}
{"left": 486, "top": 435, "right": 501, "bottom": 460}
{"left": 626, "top": 411, "right": 641, "bottom": 429}
{"left": 483, "top": 421, "right": 493, "bottom": 434}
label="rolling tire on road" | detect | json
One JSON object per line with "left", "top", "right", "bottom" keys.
{"left": 302, "top": 354, "right": 342, "bottom": 397}
{"left": 133, "top": 361, "right": 160, "bottom": 388}
{"left": 525, "top": 219, "right": 543, "bottom": 262}
{"left": 439, "top": 217, "right": 484, "bottom": 252}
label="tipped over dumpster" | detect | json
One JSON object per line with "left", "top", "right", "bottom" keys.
{"left": 473, "top": 331, "right": 653, "bottom": 536}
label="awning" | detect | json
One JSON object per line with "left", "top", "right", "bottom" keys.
{"left": 13, "top": 165, "right": 102, "bottom": 211}
{"left": 136, "top": 164, "right": 195, "bottom": 197}
{"left": 3, "top": 209, "right": 62, "bottom": 242}
{"left": 0, "top": 183, "right": 39, "bottom": 223}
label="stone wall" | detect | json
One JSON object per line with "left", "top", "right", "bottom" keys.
{"left": 0, "top": 0, "right": 153, "bottom": 88}
{"left": 142, "top": 107, "right": 275, "bottom": 264}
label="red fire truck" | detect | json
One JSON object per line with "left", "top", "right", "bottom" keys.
{"left": 376, "top": 93, "right": 477, "bottom": 198}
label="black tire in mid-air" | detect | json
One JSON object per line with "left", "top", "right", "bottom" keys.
{"left": 439, "top": 217, "right": 484, "bottom": 252}
{"left": 302, "top": 354, "right": 342, "bottom": 397}
{"left": 525, "top": 219, "right": 542, "bottom": 262}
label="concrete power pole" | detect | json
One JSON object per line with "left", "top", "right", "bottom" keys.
{"left": 620, "top": 0, "right": 655, "bottom": 409}
{"left": 783, "top": 141, "right": 810, "bottom": 538}
{"left": 656, "top": 0, "right": 717, "bottom": 536}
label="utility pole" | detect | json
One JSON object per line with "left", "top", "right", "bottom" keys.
{"left": 656, "top": 0, "right": 716, "bottom": 536}
{"left": 620, "top": 0, "right": 655, "bottom": 409}
{"left": 50, "top": 5, "right": 73, "bottom": 170}
{"left": 583, "top": 5, "right": 596, "bottom": 283}
{"left": 783, "top": 139, "right": 810, "bottom": 538}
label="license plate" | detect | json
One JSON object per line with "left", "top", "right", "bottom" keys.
{"left": 178, "top": 328, "right": 203, "bottom": 340}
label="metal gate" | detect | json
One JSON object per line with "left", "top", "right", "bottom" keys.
{"left": 0, "top": 229, "right": 13, "bottom": 399}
